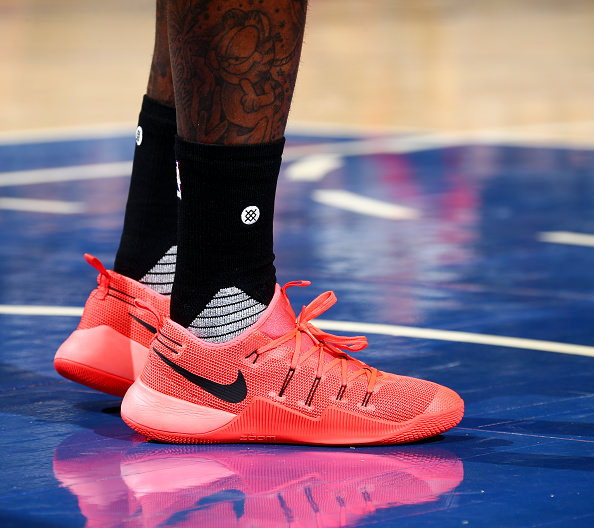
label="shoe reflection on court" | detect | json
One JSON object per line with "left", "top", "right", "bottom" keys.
{"left": 53, "top": 428, "right": 463, "bottom": 528}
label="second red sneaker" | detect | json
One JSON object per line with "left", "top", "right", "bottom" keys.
{"left": 54, "top": 254, "right": 170, "bottom": 397}
{"left": 121, "top": 281, "right": 464, "bottom": 445}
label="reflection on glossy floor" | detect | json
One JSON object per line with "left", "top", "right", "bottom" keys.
{"left": 1, "top": 129, "right": 593, "bottom": 527}
{"left": 54, "top": 438, "right": 463, "bottom": 527}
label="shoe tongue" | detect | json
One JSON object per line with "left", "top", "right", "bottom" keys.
{"left": 259, "top": 288, "right": 364, "bottom": 375}
{"left": 259, "top": 287, "right": 298, "bottom": 340}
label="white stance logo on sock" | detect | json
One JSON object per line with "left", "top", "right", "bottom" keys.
{"left": 241, "top": 206, "right": 260, "bottom": 225}
{"left": 135, "top": 126, "right": 143, "bottom": 146}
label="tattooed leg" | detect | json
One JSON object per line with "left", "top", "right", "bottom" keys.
{"left": 147, "top": 0, "right": 175, "bottom": 106}
{"left": 167, "top": 0, "right": 307, "bottom": 144}
{"left": 167, "top": 0, "right": 308, "bottom": 342}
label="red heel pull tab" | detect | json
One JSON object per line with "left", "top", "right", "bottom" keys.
{"left": 84, "top": 254, "right": 108, "bottom": 276}
{"left": 134, "top": 299, "right": 162, "bottom": 329}
{"left": 85, "top": 253, "right": 110, "bottom": 291}
{"left": 282, "top": 281, "right": 311, "bottom": 295}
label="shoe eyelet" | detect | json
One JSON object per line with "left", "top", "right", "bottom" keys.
{"left": 268, "top": 391, "right": 287, "bottom": 402}
{"left": 94, "top": 288, "right": 107, "bottom": 301}
{"left": 244, "top": 350, "right": 260, "bottom": 365}
{"left": 244, "top": 359, "right": 259, "bottom": 369}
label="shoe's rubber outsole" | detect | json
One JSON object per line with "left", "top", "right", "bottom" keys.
{"left": 121, "top": 380, "right": 464, "bottom": 446}
{"left": 54, "top": 326, "right": 149, "bottom": 397}
{"left": 54, "top": 358, "right": 134, "bottom": 398}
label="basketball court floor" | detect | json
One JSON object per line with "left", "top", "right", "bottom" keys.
{"left": 1, "top": 1, "right": 594, "bottom": 526}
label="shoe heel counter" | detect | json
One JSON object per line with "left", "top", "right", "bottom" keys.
{"left": 137, "top": 334, "right": 161, "bottom": 388}
{"left": 77, "top": 286, "right": 107, "bottom": 331}
{"left": 77, "top": 261, "right": 111, "bottom": 330}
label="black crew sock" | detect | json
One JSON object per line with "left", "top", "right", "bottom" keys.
{"left": 114, "top": 95, "right": 178, "bottom": 294}
{"left": 171, "top": 136, "right": 284, "bottom": 343}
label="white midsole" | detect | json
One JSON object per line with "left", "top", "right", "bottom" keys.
{"left": 121, "top": 379, "right": 237, "bottom": 434}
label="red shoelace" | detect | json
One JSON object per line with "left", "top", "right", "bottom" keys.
{"left": 256, "top": 282, "right": 379, "bottom": 400}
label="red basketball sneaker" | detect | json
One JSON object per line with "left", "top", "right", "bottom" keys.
{"left": 121, "top": 281, "right": 464, "bottom": 445}
{"left": 54, "top": 254, "right": 169, "bottom": 397}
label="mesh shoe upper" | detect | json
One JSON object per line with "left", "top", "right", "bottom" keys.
{"left": 140, "top": 281, "right": 454, "bottom": 425}
{"left": 78, "top": 254, "right": 170, "bottom": 347}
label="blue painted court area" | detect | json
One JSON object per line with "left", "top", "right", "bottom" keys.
{"left": 0, "top": 130, "right": 593, "bottom": 527}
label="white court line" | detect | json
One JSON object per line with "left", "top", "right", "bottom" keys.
{"left": 0, "top": 198, "right": 85, "bottom": 214}
{"left": 0, "top": 162, "right": 132, "bottom": 187}
{"left": 1, "top": 304, "right": 591, "bottom": 358}
{"left": 3, "top": 119, "right": 594, "bottom": 145}
{"left": 538, "top": 231, "right": 594, "bottom": 248}
{"left": 0, "top": 136, "right": 442, "bottom": 188}
{"left": 286, "top": 154, "right": 344, "bottom": 181}
{"left": 0, "top": 305, "right": 83, "bottom": 316}
{"left": 0, "top": 121, "right": 401, "bottom": 144}
{"left": 312, "top": 189, "right": 420, "bottom": 220}
{"left": 0, "top": 138, "right": 422, "bottom": 188}
{"left": 0, "top": 135, "right": 436, "bottom": 188}
{"left": 4, "top": 121, "right": 594, "bottom": 188}
{"left": 315, "top": 319, "right": 594, "bottom": 358}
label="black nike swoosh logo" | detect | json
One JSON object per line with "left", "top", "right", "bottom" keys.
{"left": 129, "top": 313, "right": 157, "bottom": 334}
{"left": 153, "top": 348, "right": 247, "bottom": 404}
